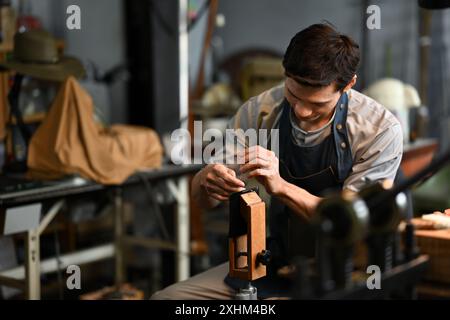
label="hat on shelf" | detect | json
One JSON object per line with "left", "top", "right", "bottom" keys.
{"left": 0, "top": 29, "right": 85, "bottom": 81}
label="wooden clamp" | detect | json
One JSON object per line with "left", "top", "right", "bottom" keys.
{"left": 228, "top": 189, "right": 268, "bottom": 281}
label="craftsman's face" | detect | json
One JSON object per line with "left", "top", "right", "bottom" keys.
{"left": 284, "top": 77, "right": 342, "bottom": 131}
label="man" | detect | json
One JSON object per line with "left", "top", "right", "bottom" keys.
{"left": 151, "top": 23, "right": 403, "bottom": 299}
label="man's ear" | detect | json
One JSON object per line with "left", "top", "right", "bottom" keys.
{"left": 343, "top": 75, "right": 357, "bottom": 93}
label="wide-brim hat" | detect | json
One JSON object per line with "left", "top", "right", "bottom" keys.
{"left": 0, "top": 29, "right": 85, "bottom": 82}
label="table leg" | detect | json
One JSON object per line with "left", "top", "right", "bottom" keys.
{"left": 174, "top": 177, "right": 190, "bottom": 281}
{"left": 114, "top": 187, "right": 125, "bottom": 287}
{"left": 25, "top": 228, "right": 40, "bottom": 300}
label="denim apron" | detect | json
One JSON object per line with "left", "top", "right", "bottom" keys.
{"left": 269, "top": 93, "right": 353, "bottom": 264}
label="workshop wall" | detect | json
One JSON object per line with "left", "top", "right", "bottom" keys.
{"left": 24, "top": 0, "right": 424, "bottom": 121}
{"left": 428, "top": 9, "right": 450, "bottom": 148}
{"left": 214, "top": 0, "right": 419, "bottom": 91}
{"left": 189, "top": 2, "right": 208, "bottom": 87}
{"left": 216, "top": 0, "right": 361, "bottom": 58}
{"left": 363, "top": 0, "right": 419, "bottom": 89}
{"left": 24, "top": 0, "right": 128, "bottom": 124}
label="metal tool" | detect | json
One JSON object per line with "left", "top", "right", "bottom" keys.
{"left": 293, "top": 149, "right": 450, "bottom": 299}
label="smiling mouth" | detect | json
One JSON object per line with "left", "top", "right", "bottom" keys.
{"left": 297, "top": 115, "right": 320, "bottom": 122}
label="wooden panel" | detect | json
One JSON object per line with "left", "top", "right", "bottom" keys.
{"left": 229, "top": 191, "right": 268, "bottom": 280}
{"left": 228, "top": 236, "right": 249, "bottom": 279}
{"left": 247, "top": 200, "right": 266, "bottom": 280}
{"left": 414, "top": 228, "right": 450, "bottom": 284}
{"left": 228, "top": 238, "right": 235, "bottom": 276}
{"left": 240, "top": 191, "right": 265, "bottom": 207}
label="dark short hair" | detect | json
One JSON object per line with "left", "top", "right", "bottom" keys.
{"left": 282, "top": 23, "right": 360, "bottom": 91}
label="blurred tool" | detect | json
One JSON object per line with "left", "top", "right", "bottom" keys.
{"left": 314, "top": 192, "right": 369, "bottom": 291}
{"left": 292, "top": 150, "right": 449, "bottom": 299}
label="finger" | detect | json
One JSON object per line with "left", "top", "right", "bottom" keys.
{"left": 245, "top": 145, "right": 273, "bottom": 156}
{"left": 204, "top": 182, "right": 230, "bottom": 198}
{"left": 215, "top": 177, "right": 246, "bottom": 193}
{"left": 247, "top": 168, "right": 272, "bottom": 179}
{"left": 239, "top": 146, "right": 264, "bottom": 158}
{"left": 240, "top": 158, "right": 271, "bottom": 174}
{"left": 245, "top": 145, "right": 269, "bottom": 154}
{"left": 227, "top": 167, "right": 238, "bottom": 177}
{"left": 244, "top": 147, "right": 274, "bottom": 163}
{"left": 210, "top": 193, "right": 229, "bottom": 202}
{"left": 209, "top": 166, "right": 244, "bottom": 187}
{"left": 219, "top": 169, "right": 246, "bottom": 187}
{"left": 206, "top": 173, "right": 243, "bottom": 191}
{"left": 246, "top": 153, "right": 271, "bottom": 165}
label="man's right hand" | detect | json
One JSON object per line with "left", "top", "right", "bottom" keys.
{"left": 198, "top": 164, "right": 246, "bottom": 202}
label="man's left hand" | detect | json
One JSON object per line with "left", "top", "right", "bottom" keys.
{"left": 240, "top": 145, "right": 285, "bottom": 195}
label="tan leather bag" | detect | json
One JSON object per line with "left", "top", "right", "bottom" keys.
{"left": 27, "top": 76, "right": 163, "bottom": 184}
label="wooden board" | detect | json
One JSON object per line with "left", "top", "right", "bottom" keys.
{"left": 415, "top": 228, "right": 450, "bottom": 284}
{"left": 228, "top": 191, "right": 266, "bottom": 281}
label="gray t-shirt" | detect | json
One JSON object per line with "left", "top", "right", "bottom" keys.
{"left": 223, "top": 83, "right": 403, "bottom": 192}
{"left": 289, "top": 107, "right": 336, "bottom": 147}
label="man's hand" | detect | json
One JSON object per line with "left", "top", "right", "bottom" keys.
{"left": 198, "top": 164, "right": 246, "bottom": 201}
{"left": 240, "top": 146, "right": 285, "bottom": 195}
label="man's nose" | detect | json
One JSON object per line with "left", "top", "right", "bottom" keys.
{"left": 294, "top": 102, "right": 313, "bottom": 118}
